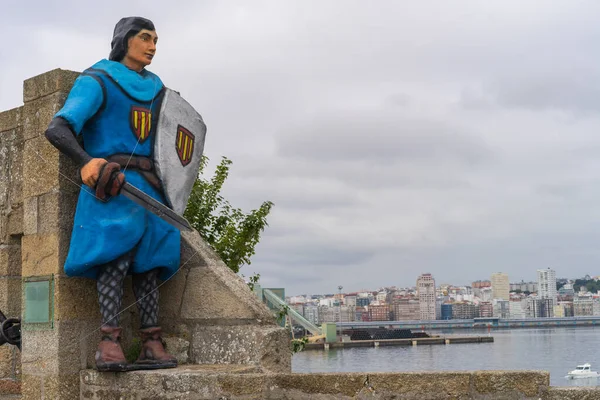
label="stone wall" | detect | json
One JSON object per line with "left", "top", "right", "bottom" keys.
{"left": 81, "top": 367, "right": 600, "bottom": 400}
{"left": 156, "top": 230, "right": 291, "bottom": 371}
{"left": 0, "top": 101, "right": 25, "bottom": 397}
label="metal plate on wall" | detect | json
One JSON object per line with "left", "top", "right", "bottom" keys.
{"left": 23, "top": 276, "right": 54, "bottom": 329}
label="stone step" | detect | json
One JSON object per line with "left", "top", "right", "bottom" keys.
{"left": 81, "top": 365, "right": 268, "bottom": 399}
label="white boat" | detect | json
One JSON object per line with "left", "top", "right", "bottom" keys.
{"left": 566, "top": 363, "right": 600, "bottom": 379}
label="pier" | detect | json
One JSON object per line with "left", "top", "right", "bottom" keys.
{"left": 305, "top": 335, "right": 494, "bottom": 350}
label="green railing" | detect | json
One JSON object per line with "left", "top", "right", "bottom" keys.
{"left": 262, "top": 289, "right": 322, "bottom": 336}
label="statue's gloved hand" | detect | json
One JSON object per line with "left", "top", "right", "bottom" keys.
{"left": 95, "top": 162, "right": 125, "bottom": 201}
{"left": 81, "top": 158, "right": 108, "bottom": 188}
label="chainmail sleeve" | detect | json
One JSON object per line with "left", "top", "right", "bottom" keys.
{"left": 45, "top": 117, "right": 93, "bottom": 166}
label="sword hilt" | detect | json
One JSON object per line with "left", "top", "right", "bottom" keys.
{"left": 96, "top": 162, "right": 125, "bottom": 200}
{"left": 94, "top": 163, "right": 193, "bottom": 231}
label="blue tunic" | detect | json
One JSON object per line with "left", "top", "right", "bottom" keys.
{"left": 55, "top": 59, "right": 181, "bottom": 280}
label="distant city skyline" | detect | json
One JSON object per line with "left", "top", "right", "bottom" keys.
{"left": 284, "top": 265, "right": 589, "bottom": 297}
{"left": 287, "top": 268, "right": 597, "bottom": 297}
{"left": 284, "top": 266, "right": 600, "bottom": 326}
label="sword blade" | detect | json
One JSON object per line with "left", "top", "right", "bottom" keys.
{"left": 120, "top": 182, "right": 192, "bottom": 231}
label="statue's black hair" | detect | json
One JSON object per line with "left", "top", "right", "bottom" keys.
{"left": 109, "top": 17, "right": 156, "bottom": 62}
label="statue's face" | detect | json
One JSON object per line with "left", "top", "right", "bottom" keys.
{"left": 124, "top": 29, "right": 158, "bottom": 70}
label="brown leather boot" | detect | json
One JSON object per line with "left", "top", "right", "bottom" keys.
{"left": 95, "top": 326, "right": 129, "bottom": 372}
{"left": 134, "top": 326, "right": 177, "bottom": 369}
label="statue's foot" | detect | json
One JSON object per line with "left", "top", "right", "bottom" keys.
{"left": 95, "top": 326, "right": 131, "bottom": 372}
{"left": 134, "top": 326, "right": 178, "bottom": 369}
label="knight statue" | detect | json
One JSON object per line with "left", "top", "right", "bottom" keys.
{"left": 44, "top": 16, "right": 206, "bottom": 371}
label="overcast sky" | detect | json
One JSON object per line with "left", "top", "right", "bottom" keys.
{"left": 3, "top": 1, "right": 600, "bottom": 296}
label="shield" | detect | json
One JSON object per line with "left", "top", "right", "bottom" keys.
{"left": 154, "top": 89, "right": 207, "bottom": 215}
{"left": 130, "top": 106, "right": 152, "bottom": 142}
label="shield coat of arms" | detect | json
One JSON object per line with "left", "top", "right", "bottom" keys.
{"left": 130, "top": 106, "right": 152, "bottom": 142}
{"left": 176, "top": 125, "right": 195, "bottom": 167}
{"left": 154, "top": 89, "right": 207, "bottom": 215}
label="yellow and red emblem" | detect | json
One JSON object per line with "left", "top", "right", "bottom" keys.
{"left": 176, "top": 125, "right": 195, "bottom": 166}
{"left": 130, "top": 106, "right": 152, "bottom": 143}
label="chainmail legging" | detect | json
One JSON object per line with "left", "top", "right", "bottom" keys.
{"left": 96, "top": 252, "right": 160, "bottom": 328}
{"left": 132, "top": 269, "right": 159, "bottom": 328}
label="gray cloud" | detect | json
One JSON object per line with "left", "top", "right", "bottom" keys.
{"left": 258, "top": 241, "right": 375, "bottom": 268}
{"left": 277, "top": 113, "right": 494, "bottom": 167}
{"left": 461, "top": 71, "right": 600, "bottom": 114}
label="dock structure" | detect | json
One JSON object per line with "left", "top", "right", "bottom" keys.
{"left": 304, "top": 335, "right": 494, "bottom": 350}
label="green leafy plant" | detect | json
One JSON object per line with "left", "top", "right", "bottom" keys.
{"left": 275, "top": 304, "right": 307, "bottom": 354}
{"left": 291, "top": 337, "right": 308, "bottom": 353}
{"left": 246, "top": 272, "right": 261, "bottom": 291}
{"left": 124, "top": 338, "right": 142, "bottom": 363}
{"left": 276, "top": 304, "right": 290, "bottom": 325}
{"left": 184, "top": 156, "right": 273, "bottom": 273}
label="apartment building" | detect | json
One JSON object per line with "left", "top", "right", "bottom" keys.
{"left": 491, "top": 272, "right": 510, "bottom": 300}
{"left": 537, "top": 268, "right": 557, "bottom": 307}
{"left": 417, "top": 273, "right": 437, "bottom": 320}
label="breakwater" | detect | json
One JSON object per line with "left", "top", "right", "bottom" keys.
{"left": 305, "top": 335, "right": 493, "bottom": 350}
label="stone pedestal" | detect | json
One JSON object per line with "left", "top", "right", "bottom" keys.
{"left": 0, "top": 69, "right": 289, "bottom": 399}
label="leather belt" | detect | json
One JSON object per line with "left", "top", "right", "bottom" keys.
{"left": 106, "top": 154, "right": 162, "bottom": 191}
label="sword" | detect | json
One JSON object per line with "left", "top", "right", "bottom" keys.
{"left": 120, "top": 182, "right": 192, "bottom": 231}
{"left": 96, "top": 162, "right": 193, "bottom": 231}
